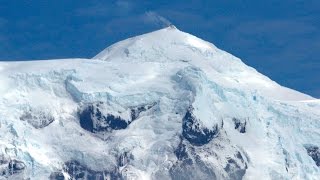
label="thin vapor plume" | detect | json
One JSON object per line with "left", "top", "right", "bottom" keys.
{"left": 145, "top": 11, "right": 172, "bottom": 27}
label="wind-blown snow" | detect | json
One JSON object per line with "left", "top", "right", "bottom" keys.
{"left": 0, "top": 27, "right": 319, "bottom": 180}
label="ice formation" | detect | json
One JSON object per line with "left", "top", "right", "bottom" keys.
{"left": 0, "top": 26, "right": 319, "bottom": 179}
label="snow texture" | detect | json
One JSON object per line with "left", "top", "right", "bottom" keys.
{"left": 0, "top": 26, "right": 319, "bottom": 179}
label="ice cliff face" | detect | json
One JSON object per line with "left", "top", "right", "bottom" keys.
{"left": 0, "top": 26, "right": 319, "bottom": 180}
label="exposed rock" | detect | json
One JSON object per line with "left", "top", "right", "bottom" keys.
{"left": 56, "top": 160, "right": 123, "bottom": 180}
{"left": 171, "top": 137, "right": 248, "bottom": 180}
{"left": 224, "top": 158, "right": 247, "bottom": 180}
{"left": 182, "top": 106, "right": 219, "bottom": 146}
{"left": 8, "top": 160, "right": 26, "bottom": 175}
{"left": 117, "top": 152, "right": 133, "bottom": 167}
{"left": 0, "top": 155, "right": 8, "bottom": 165}
{"left": 232, "top": 118, "right": 246, "bottom": 133}
{"left": 20, "top": 109, "right": 54, "bottom": 129}
{"left": 49, "top": 172, "right": 65, "bottom": 180}
{"left": 174, "top": 140, "right": 189, "bottom": 161}
{"left": 130, "top": 103, "right": 156, "bottom": 120}
{"left": 305, "top": 145, "right": 320, "bottom": 166}
{"left": 170, "top": 140, "right": 217, "bottom": 180}
{"left": 79, "top": 102, "right": 155, "bottom": 133}
{"left": 79, "top": 102, "right": 129, "bottom": 133}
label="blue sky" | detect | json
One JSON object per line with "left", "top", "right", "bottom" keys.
{"left": 0, "top": 1, "right": 319, "bottom": 97}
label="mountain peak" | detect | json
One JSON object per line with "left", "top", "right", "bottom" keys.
{"left": 0, "top": 28, "right": 319, "bottom": 179}
{"left": 93, "top": 27, "right": 216, "bottom": 62}
{"left": 167, "top": 24, "right": 178, "bottom": 30}
{"left": 92, "top": 28, "right": 312, "bottom": 101}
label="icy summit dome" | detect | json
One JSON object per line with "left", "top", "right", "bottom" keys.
{"left": 0, "top": 27, "right": 319, "bottom": 180}
{"left": 94, "top": 26, "right": 216, "bottom": 62}
{"left": 94, "top": 26, "right": 312, "bottom": 101}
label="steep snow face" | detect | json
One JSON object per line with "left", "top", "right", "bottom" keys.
{"left": 94, "top": 26, "right": 313, "bottom": 102}
{"left": 0, "top": 27, "right": 319, "bottom": 180}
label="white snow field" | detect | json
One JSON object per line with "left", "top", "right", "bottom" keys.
{"left": 0, "top": 26, "right": 319, "bottom": 180}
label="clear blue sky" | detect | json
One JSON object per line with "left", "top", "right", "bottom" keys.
{"left": 0, "top": 1, "right": 319, "bottom": 97}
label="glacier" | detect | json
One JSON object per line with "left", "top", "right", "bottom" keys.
{"left": 0, "top": 26, "right": 319, "bottom": 180}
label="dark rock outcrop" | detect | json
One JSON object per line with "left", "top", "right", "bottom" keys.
{"left": 130, "top": 103, "right": 156, "bottom": 120}
{"left": 50, "top": 160, "right": 122, "bottom": 180}
{"left": 224, "top": 158, "right": 247, "bottom": 180}
{"left": 117, "top": 152, "right": 133, "bottom": 167}
{"left": 79, "top": 102, "right": 155, "bottom": 133}
{"left": 8, "top": 160, "right": 26, "bottom": 175}
{"left": 182, "top": 106, "right": 219, "bottom": 146}
{"left": 79, "top": 102, "right": 129, "bottom": 133}
{"left": 170, "top": 139, "right": 248, "bottom": 180}
{"left": 170, "top": 140, "right": 217, "bottom": 180}
{"left": 305, "top": 145, "right": 320, "bottom": 166}
{"left": 232, "top": 118, "right": 246, "bottom": 133}
{"left": 1, "top": 159, "right": 26, "bottom": 177}
{"left": 20, "top": 109, "right": 54, "bottom": 129}
{"left": 49, "top": 172, "right": 65, "bottom": 180}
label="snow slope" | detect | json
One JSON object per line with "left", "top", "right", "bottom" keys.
{"left": 0, "top": 26, "right": 319, "bottom": 180}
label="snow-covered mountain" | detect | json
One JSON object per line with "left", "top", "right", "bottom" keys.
{"left": 0, "top": 26, "right": 319, "bottom": 180}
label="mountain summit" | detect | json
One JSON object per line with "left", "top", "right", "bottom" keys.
{"left": 0, "top": 27, "right": 319, "bottom": 179}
